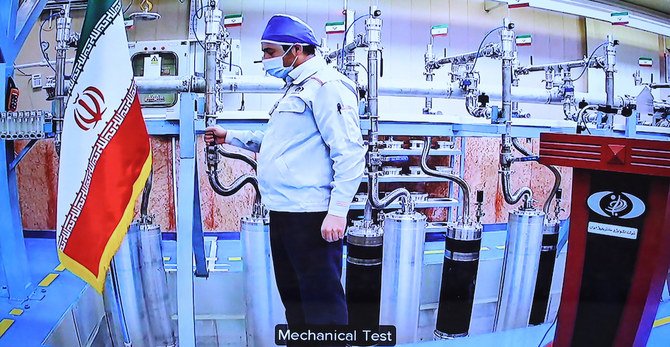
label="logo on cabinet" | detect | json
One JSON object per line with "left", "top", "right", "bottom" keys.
{"left": 587, "top": 191, "right": 645, "bottom": 219}
{"left": 73, "top": 86, "right": 106, "bottom": 131}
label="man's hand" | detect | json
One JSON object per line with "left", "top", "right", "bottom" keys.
{"left": 321, "top": 214, "right": 347, "bottom": 242}
{"left": 204, "top": 126, "right": 227, "bottom": 145}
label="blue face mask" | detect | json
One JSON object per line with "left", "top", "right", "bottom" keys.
{"left": 262, "top": 47, "right": 298, "bottom": 80}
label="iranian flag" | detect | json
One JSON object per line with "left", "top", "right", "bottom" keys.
{"left": 57, "top": 0, "right": 151, "bottom": 293}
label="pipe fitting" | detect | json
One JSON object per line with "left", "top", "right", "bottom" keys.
{"left": 420, "top": 137, "right": 471, "bottom": 221}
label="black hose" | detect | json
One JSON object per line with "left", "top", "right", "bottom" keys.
{"left": 208, "top": 171, "right": 260, "bottom": 203}
{"left": 140, "top": 169, "right": 153, "bottom": 221}
{"left": 217, "top": 146, "right": 257, "bottom": 170}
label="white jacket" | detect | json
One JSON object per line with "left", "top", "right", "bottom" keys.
{"left": 225, "top": 56, "right": 366, "bottom": 217}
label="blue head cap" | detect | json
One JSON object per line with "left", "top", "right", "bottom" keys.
{"left": 261, "top": 14, "right": 320, "bottom": 47}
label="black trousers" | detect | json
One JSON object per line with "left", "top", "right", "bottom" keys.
{"left": 269, "top": 211, "right": 348, "bottom": 327}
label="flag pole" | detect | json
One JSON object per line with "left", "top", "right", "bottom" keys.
{"left": 109, "top": 259, "right": 133, "bottom": 347}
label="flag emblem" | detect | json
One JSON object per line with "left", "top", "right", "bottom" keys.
{"left": 73, "top": 86, "right": 106, "bottom": 131}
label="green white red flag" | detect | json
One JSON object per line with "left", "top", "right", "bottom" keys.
{"left": 57, "top": 0, "right": 152, "bottom": 293}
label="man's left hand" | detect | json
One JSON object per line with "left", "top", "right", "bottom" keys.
{"left": 321, "top": 214, "right": 346, "bottom": 242}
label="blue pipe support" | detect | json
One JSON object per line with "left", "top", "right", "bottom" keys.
{"left": 176, "top": 92, "right": 198, "bottom": 346}
{"left": 0, "top": 0, "right": 47, "bottom": 301}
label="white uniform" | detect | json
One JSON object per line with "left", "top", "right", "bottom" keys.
{"left": 225, "top": 55, "right": 366, "bottom": 217}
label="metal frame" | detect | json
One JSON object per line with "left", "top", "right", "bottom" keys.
{"left": 0, "top": 0, "right": 48, "bottom": 302}
{"left": 175, "top": 92, "right": 199, "bottom": 346}
{"left": 144, "top": 117, "right": 670, "bottom": 140}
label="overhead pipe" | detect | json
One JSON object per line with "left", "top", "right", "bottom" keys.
{"left": 427, "top": 42, "right": 502, "bottom": 70}
{"left": 516, "top": 58, "right": 589, "bottom": 74}
{"left": 136, "top": 75, "right": 616, "bottom": 107}
{"left": 498, "top": 18, "right": 533, "bottom": 207}
{"left": 14, "top": 58, "right": 74, "bottom": 70}
{"left": 136, "top": 76, "right": 206, "bottom": 93}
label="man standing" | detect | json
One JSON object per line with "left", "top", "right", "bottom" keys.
{"left": 205, "top": 14, "right": 366, "bottom": 327}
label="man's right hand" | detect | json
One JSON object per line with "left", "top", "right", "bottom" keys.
{"left": 204, "top": 126, "right": 227, "bottom": 145}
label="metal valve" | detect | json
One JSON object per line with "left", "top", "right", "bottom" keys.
{"left": 475, "top": 190, "right": 485, "bottom": 223}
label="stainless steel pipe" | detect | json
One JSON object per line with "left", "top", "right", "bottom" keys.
{"left": 420, "top": 137, "right": 470, "bottom": 220}
{"left": 135, "top": 75, "right": 613, "bottom": 106}
{"left": 136, "top": 76, "right": 206, "bottom": 93}
{"left": 431, "top": 43, "right": 501, "bottom": 68}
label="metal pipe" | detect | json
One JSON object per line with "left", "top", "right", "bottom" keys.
{"left": 651, "top": 83, "right": 670, "bottom": 89}
{"left": 364, "top": 6, "right": 412, "bottom": 214}
{"left": 54, "top": 4, "right": 71, "bottom": 155}
{"left": 500, "top": 19, "right": 515, "bottom": 122}
{"left": 326, "top": 34, "right": 364, "bottom": 63}
{"left": 423, "top": 43, "right": 435, "bottom": 114}
{"left": 137, "top": 75, "right": 615, "bottom": 106}
{"left": 204, "top": 5, "right": 222, "bottom": 118}
{"left": 516, "top": 58, "right": 588, "bottom": 74}
{"left": 500, "top": 124, "right": 533, "bottom": 207}
{"left": 605, "top": 34, "right": 616, "bottom": 108}
{"left": 510, "top": 138, "right": 561, "bottom": 214}
{"left": 500, "top": 166, "right": 533, "bottom": 206}
{"left": 429, "top": 43, "right": 501, "bottom": 69}
{"left": 368, "top": 173, "right": 411, "bottom": 211}
{"left": 14, "top": 58, "right": 75, "bottom": 70}
{"left": 136, "top": 76, "right": 206, "bottom": 93}
{"left": 8, "top": 139, "right": 37, "bottom": 172}
{"left": 420, "top": 137, "right": 470, "bottom": 220}
{"left": 217, "top": 145, "right": 257, "bottom": 170}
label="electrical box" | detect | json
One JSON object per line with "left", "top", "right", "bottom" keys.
{"left": 31, "top": 74, "right": 42, "bottom": 89}
{"left": 128, "top": 40, "right": 190, "bottom": 120}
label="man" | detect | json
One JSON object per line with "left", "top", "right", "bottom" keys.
{"left": 205, "top": 14, "right": 366, "bottom": 327}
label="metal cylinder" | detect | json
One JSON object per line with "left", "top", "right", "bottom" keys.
{"left": 346, "top": 222, "right": 384, "bottom": 342}
{"left": 103, "top": 223, "right": 155, "bottom": 346}
{"left": 500, "top": 20, "right": 515, "bottom": 122}
{"left": 435, "top": 223, "right": 483, "bottom": 339}
{"left": 54, "top": 10, "right": 71, "bottom": 154}
{"left": 529, "top": 218, "right": 560, "bottom": 325}
{"left": 380, "top": 211, "right": 427, "bottom": 343}
{"left": 138, "top": 224, "right": 176, "bottom": 346}
{"left": 241, "top": 216, "right": 284, "bottom": 347}
{"left": 494, "top": 208, "right": 545, "bottom": 332}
